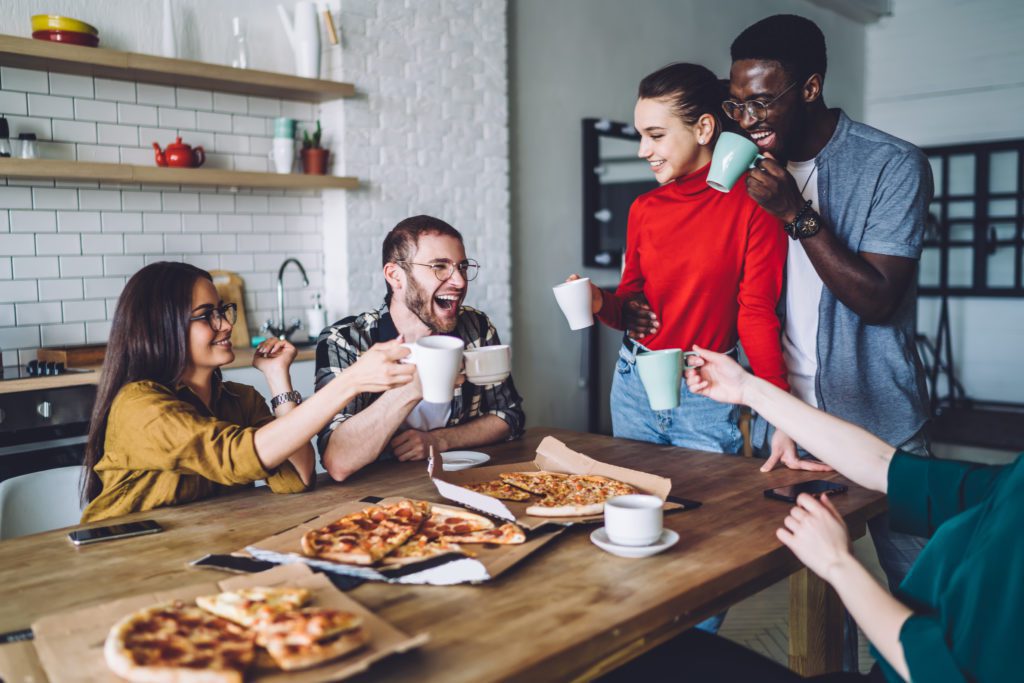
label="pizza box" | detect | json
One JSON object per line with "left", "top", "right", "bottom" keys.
{"left": 243, "top": 496, "right": 567, "bottom": 586}
{"left": 6, "top": 564, "right": 427, "bottom": 683}
{"left": 428, "top": 435, "right": 679, "bottom": 530}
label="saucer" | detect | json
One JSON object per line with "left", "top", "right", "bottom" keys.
{"left": 590, "top": 527, "right": 679, "bottom": 558}
{"left": 441, "top": 451, "right": 491, "bottom": 472}
{"left": 466, "top": 371, "right": 510, "bottom": 385}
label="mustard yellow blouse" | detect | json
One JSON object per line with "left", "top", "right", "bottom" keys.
{"left": 81, "top": 378, "right": 310, "bottom": 522}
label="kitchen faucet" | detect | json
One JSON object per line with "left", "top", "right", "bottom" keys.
{"left": 262, "top": 258, "right": 309, "bottom": 340}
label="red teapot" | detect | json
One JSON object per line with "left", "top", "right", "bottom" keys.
{"left": 152, "top": 137, "right": 205, "bottom": 168}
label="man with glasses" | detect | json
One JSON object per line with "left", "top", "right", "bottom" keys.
{"left": 725, "top": 14, "right": 933, "bottom": 670}
{"left": 314, "top": 215, "right": 524, "bottom": 481}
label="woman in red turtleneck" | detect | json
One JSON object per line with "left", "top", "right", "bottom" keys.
{"left": 570, "top": 63, "right": 794, "bottom": 462}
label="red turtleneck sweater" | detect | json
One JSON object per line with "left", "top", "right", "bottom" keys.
{"left": 597, "top": 162, "right": 790, "bottom": 391}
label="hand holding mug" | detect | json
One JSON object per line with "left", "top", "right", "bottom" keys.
{"left": 744, "top": 151, "right": 808, "bottom": 223}
{"left": 565, "top": 273, "right": 604, "bottom": 314}
{"left": 683, "top": 344, "right": 749, "bottom": 405}
{"left": 347, "top": 339, "right": 417, "bottom": 394}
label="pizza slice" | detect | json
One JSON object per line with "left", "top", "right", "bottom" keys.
{"left": 382, "top": 534, "right": 465, "bottom": 567}
{"left": 526, "top": 474, "right": 641, "bottom": 517}
{"left": 196, "top": 586, "right": 311, "bottom": 627}
{"left": 442, "top": 522, "right": 527, "bottom": 545}
{"left": 499, "top": 471, "right": 569, "bottom": 495}
{"left": 462, "top": 480, "right": 532, "bottom": 501}
{"left": 104, "top": 601, "right": 255, "bottom": 683}
{"left": 301, "top": 499, "right": 431, "bottom": 566}
{"left": 253, "top": 607, "right": 368, "bottom": 671}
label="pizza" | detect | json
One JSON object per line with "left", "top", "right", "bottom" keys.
{"left": 300, "top": 499, "right": 431, "bottom": 565}
{"left": 498, "top": 471, "right": 569, "bottom": 495}
{"left": 499, "top": 471, "right": 640, "bottom": 517}
{"left": 442, "top": 522, "right": 527, "bottom": 545}
{"left": 383, "top": 534, "right": 465, "bottom": 566}
{"left": 461, "top": 480, "right": 532, "bottom": 501}
{"left": 252, "top": 607, "right": 368, "bottom": 671}
{"left": 196, "top": 586, "right": 311, "bottom": 627}
{"left": 104, "top": 601, "right": 255, "bottom": 683}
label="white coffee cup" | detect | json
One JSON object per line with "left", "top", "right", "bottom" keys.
{"left": 401, "top": 336, "right": 465, "bottom": 403}
{"left": 463, "top": 345, "right": 511, "bottom": 385}
{"left": 553, "top": 277, "right": 594, "bottom": 330}
{"left": 269, "top": 138, "right": 295, "bottom": 174}
{"left": 604, "top": 494, "right": 664, "bottom": 546}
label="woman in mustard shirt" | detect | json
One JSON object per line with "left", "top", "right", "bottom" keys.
{"left": 81, "top": 262, "right": 415, "bottom": 522}
{"left": 603, "top": 346, "right": 1021, "bottom": 681}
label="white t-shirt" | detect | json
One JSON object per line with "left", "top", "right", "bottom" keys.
{"left": 782, "top": 158, "right": 823, "bottom": 407}
{"left": 401, "top": 400, "right": 452, "bottom": 433}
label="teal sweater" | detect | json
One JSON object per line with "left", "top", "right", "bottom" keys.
{"left": 873, "top": 451, "right": 1023, "bottom": 682}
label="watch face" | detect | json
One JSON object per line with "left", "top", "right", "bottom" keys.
{"left": 799, "top": 214, "right": 820, "bottom": 237}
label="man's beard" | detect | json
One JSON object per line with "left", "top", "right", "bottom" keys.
{"left": 404, "top": 278, "right": 457, "bottom": 334}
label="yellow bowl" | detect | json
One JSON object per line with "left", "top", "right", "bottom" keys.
{"left": 31, "top": 15, "right": 99, "bottom": 36}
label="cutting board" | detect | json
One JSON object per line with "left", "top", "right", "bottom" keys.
{"left": 209, "top": 270, "right": 251, "bottom": 350}
{"left": 37, "top": 344, "right": 107, "bottom": 367}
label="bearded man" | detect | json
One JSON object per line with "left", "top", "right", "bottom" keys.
{"left": 314, "top": 215, "right": 524, "bottom": 481}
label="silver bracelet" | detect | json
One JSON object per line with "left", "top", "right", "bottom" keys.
{"left": 270, "top": 390, "right": 302, "bottom": 411}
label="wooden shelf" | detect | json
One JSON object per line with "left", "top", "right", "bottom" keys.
{"left": 0, "top": 158, "right": 359, "bottom": 190}
{"left": 0, "top": 35, "right": 354, "bottom": 102}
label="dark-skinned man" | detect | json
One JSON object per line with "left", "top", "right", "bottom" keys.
{"left": 725, "top": 14, "right": 933, "bottom": 671}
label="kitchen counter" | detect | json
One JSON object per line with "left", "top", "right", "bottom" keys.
{"left": 0, "top": 348, "right": 316, "bottom": 395}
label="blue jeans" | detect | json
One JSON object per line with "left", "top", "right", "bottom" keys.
{"left": 611, "top": 343, "right": 741, "bottom": 634}
{"left": 611, "top": 344, "right": 744, "bottom": 454}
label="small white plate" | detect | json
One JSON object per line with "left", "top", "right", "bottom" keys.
{"left": 441, "top": 451, "right": 491, "bottom": 472}
{"left": 590, "top": 527, "right": 679, "bottom": 558}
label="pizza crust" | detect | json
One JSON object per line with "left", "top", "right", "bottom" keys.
{"left": 265, "top": 626, "right": 370, "bottom": 671}
{"left": 526, "top": 502, "right": 606, "bottom": 517}
{"left": 104, "top": 603, "right": 252, "bottom": 683}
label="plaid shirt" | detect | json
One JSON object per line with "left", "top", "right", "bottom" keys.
{"left": 314, "top": 303, "right": 525, "bottom": 457}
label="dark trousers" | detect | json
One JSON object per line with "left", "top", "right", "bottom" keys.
{"left": 596, "top": 629, "right": 885, "bottom": 683}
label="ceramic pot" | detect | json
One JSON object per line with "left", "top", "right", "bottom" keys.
{"left": 301, "top": 147, "right": 328, "bottom": 175}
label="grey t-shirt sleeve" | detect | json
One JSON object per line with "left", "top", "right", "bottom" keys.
{"left": 858, "top": 149, "right": 933, "bottom": 259}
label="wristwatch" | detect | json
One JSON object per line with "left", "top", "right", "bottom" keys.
{"left": 270, "top": 390, "right": 302, "bottom": 411}
{"left": 784, "top": 199, "right": 822, "bottom": 240}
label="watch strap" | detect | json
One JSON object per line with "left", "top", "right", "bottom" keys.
{"left": 270, "top": 390, "right": 302, "bottom": 410}
{"left": 784, "top": 199, "right": 813, "bottom": 238}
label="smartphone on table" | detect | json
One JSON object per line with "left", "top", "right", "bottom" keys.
{"left": 67, "top": 520, "right": 163, "bottom": 545}
{"left": 763, "top": 480, "right": 848, "bottom": 504}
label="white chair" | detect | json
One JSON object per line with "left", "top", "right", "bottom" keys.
{"left": 0, "top": 466, "right": 85, "bottom": 540}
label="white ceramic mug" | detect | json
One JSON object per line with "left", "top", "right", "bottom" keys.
{"left": 604, "top": 494, "right": 664, "bottom": 546}
{"left": 401, "top": 336, "right": 465, "bottom": 403}
{"left": 553, "top": 277, "right": 594, "bottom": 330}
{"left": 463, "top": 345, "right": 511, "bottom": 385}
{"left": 269, "top": 138, "right": 295, "bottom": 174}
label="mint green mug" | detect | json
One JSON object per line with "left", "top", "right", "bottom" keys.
{"left": 634, "top": 349, "right": 699, "bottom": 411}
{"left": 707, "top": 132, "right": 764, "bottom": 193}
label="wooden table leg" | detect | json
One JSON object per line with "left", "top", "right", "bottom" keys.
{"left": 789, "top": 567, "right": 843, "bottom": 675}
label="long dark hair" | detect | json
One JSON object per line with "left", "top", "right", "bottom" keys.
{"left": 637, "top": 63, "right": 738, "bottom": 141}
{"left": 81, "top": 261, "right": 212, "bottom": 503}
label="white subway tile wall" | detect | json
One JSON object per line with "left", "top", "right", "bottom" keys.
{"left": 1, "top": 0, "right": 511, "bottom": 366}
{"left": 1, "top": 68, "right": 320, "bottom": 365}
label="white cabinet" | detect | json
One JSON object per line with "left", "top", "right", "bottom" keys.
{"left": 221, "top": 360, "right": 325, "bottom": 478}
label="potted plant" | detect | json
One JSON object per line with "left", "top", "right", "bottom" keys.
{"left": 300, "top": 120, "right": 328, "bottom": 175}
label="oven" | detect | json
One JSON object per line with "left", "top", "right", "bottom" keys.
{"left": 0, "top": 381, "right": 96, "bottom": 484}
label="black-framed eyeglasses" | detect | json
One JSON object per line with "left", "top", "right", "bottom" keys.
{"left": 188, "top": 303, "right": 238, "bottom": 332}
{"left": 396, "top": 259, "right": 480, "bottom": 282}
{"left": 721, "top": 81, "right": 798, "bottom": 122}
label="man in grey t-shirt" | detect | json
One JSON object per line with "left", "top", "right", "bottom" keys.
{"left": 724, "top": 13, "right": 932, "bottom": 668}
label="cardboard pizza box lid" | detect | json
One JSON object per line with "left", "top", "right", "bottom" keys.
{"left": 23, "top": 564, "right": 427, "bottom": 683}
{"left": 429, "top": 435, "right": 677, "bottom": 529}
{"left": 242, "top": 497, "right": 566, "bottom": 586}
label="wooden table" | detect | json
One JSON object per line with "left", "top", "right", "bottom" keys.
{"left": 0, "top": 428, "right": 885, "bottom": 681}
